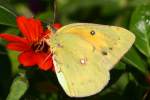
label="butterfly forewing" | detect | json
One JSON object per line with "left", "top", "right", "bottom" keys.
{"left": 56, "top": 23, "right": 135, "bottom": 70}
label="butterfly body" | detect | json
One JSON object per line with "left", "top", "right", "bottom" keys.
{"left": 47, "top": 23, "right": 135, "bottom": 97}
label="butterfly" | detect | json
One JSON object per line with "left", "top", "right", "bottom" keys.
{"left": 47, "top": 23, "right": 135, "bottom": 97}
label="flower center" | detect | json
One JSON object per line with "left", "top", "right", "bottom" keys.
{"left": 32, "top": 40, "right": 49, "bottom": 53}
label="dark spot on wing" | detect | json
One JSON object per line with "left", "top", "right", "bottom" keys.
{"left": 109, "top": 47, "right": 113, "bottom": 50}
{"left": 102, "top": 51, "right": 108, "bottom": 55}
{"left": 90, "top": 30, "right": 96, "bottom": 36}
{"left": 57, "top": 43, "right": 63, "bottom": 48}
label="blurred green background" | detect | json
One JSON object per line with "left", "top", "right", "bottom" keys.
{"left": 0, "top": 0, "right": 150, "bottom": 100}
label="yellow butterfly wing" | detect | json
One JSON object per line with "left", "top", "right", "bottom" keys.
{"left": 49, "top": 33, "right": 110, "bottom": 97}
{"left": 48, "top": 23, "right": 135, "bottom": 97}
{"left": 56, "top": 23, "right": 135, "bottom": 70}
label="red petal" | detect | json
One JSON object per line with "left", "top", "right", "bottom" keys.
{"left": 35, "top": 53, "right": 53, "bottom": 71}
{"left": 52, "top": 23, "right": 62, "bottom": 30}
{"left": 0, "top": 34, "right": 28, "bottom": 43}
{"left": 7, "top": 43, "right": 30, "bottom": 51}
{"left": 16, "top": 16, "right": 30, "bottom": 40}
{"left": 36, "top": 19, "right": 44, "bottom": 38}
{"left": 18, "top": 50, "right": 36, "bottom": 67}
{"left": 19, "top": 51, "right": 54, "bottom": 70}
{"left": 17, "top": 16, "right": 44, "bottom": 42}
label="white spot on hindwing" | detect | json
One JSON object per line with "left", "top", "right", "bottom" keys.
{"left": 80, "top": 57, "right": 87, "bottom": 65}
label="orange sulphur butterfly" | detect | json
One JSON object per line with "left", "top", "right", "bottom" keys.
{"left": 47, "top": 23, "right": 135, "bottom": 97}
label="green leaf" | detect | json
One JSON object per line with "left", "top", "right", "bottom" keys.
{"left": 123, "top": 47, "right": 148, "bottom": 74}
{"left": 6, "top": 75, "right": 29, "bottom": 100}
{"left": 48, "top": 93, "right": 58, "bottom": 100}
{"left": 4, "top": 27, "right": 19, "bottom": 35}
{"left": 130, "top": 4, "right": 150, "bottom": 58}
{"left": 57, "top": 0, "right": 127, "bottom": 24}
{"left": 36, "top": 11, "right": 53, "bottom": 25}
{"left": 123, "top": 80, "right": 146, "bottom": 100}
{"left": 109, "top": 62, "right": 126, "bottom": 85}
{"left": 0, "top": 45, "right": 12, "bottom": 99}
{"left": 0, "top": 0, "right": 17, "bottom": 27}
{"left": 8, "top": 50, "right": 19, "bottom": 75}
{"left": 115, "top": 61, "right": 126, "bottom": 70}
{"left": 100, "top": 73, "right": 129, "bottom": 99}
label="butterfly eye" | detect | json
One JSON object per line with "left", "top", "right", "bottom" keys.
{"left": 90, "top": 30, "right": 95, "bottom": 36}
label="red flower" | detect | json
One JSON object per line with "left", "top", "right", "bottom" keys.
{"left": 0, "top": 16, "right": 61, "bottom": 71}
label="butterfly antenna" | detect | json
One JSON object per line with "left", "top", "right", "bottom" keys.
{"left": 53, "top": 0, "right": 57, "bottom": 24}
{"left": 47, "top": 24, "right": 56, "bottom": 34}
{"left": 47, "top": 0, "right": 57, "bottom": 34}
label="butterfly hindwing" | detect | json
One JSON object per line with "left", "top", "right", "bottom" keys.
{"left": 50, "top": 33, "right": 110, "bottom": 97}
